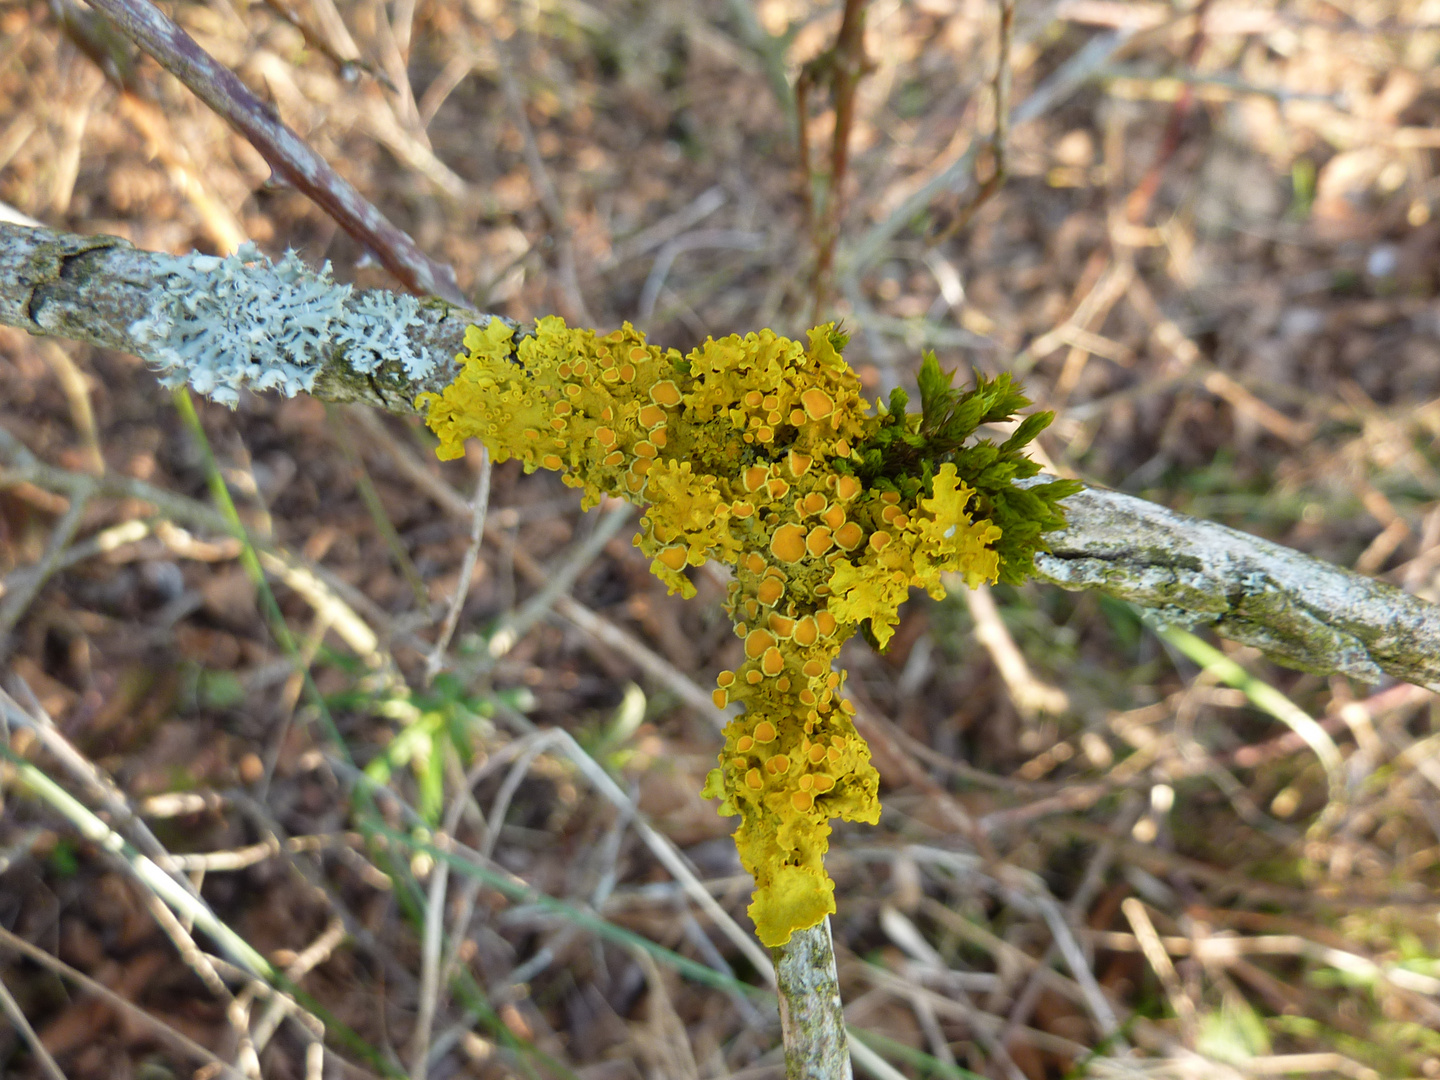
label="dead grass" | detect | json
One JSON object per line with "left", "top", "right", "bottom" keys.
{"left": 4, "top": 0, "right": 1440, "bottom": 1077}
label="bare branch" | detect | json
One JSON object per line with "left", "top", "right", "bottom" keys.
{"left": 1032, "top": 485, "right": 1440, "bottom": 690}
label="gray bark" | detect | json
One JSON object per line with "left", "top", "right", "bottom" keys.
{"left": 1031, "top": 487, "right": 1440, "bottom": 689}
{"left": 773, "top": 921, "right": 852, "bottom": 1080}
{"left": 0, "top": 222, "right": 491, "bottom": 413}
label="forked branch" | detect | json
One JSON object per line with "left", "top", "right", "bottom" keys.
{"left": 4, "top": 220, "right": 1438, "bottom": 693}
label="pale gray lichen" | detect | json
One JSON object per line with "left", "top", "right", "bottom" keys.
{"left": 333, "top": 289, "right": 426, "bottom": 379}
{"left": 1137, "top": 605, "right": 1217, "bottom": 633}
{"left": 129, "top": 243, "right": 434, "bottom": 406}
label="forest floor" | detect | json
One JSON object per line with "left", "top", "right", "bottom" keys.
{"left": 4, "top": 0, "right": 1440, "bottom": 1078}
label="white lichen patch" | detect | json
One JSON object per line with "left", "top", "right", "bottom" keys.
{"left": 130, "top": 243, "right": 434, "bottom": 406}
{"left": 335, "top": 289, "right": 426, "bottom": 379}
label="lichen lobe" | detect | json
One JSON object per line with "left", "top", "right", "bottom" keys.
{"left": 420, "top": 317, "right": 1039, "bottom": 946}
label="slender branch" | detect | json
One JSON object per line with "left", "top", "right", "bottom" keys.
{"left": 80, "top": 0, "right": 467, "bottom": 304}
{"left": 929, "top": 0, "right": 1013, "bottom": 246}
{"left": 0, "top": 221, "right": 488, "bottom": 412}
{"left": 773, "top": 920, "right": 851, "bottom": 1080}
{"left": 842, "top": 28, "right": 1134, "bottom": 277}
{"left": 801, "top": 0, "right": 870, "bottom": 323}
{"left": 3, "top": 220, "right": 1439, "bottom": 691}
{"left": 1030, "top": 485, "right": 1440, "bottom": 689}
{"left": 423, "top": 450, "right": 491, "bottom": 682}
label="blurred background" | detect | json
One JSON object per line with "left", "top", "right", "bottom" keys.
{"left": 3, "top": 0, "right": 1440, "bottom": 1077}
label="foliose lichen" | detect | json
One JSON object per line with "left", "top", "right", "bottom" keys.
{"left": 130, "top": 243, "right": 434, "bottom": 405}
{"left": 420, "top": 316, "right": 1077, "bottom": 946}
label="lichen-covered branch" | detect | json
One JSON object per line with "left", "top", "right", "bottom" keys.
{"left": 773, "top": 920, "right": 851, "bottom": 1080}
{"left": 3, "top": 220, "right": 1439, "bottom": 693}
{"left": 1031, "top": 485, "right": 1440, "bottom": 690}
{"left": 0, "top": 222, "right": 490, "bottom": 413}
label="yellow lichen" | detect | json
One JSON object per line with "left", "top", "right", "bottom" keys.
{"left": 420, "top": 317, "right": 1009, "bottom": 947}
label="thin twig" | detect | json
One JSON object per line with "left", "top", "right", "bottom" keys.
{"left": 258, "top": 0, "right": 377, "bottom": 83}
{"left": 721, "top": 0, "right": 798, "bottom": 138}
{"left": 425, "top": 448, "right": 492, "bottom": 683}
{"left": 495, "top": 42, "right": 594, "bottom": 325}
{"left": 1159, "top": 628, "right": 1345, "bottom": 803}
{"left": 0, "top": 969, "right": 68, "bottom": 1080}
{"left": 928, "top": 0, "right": 1014, "bottom": 247}
{"left": 1033, "top": 893, "right": 1128, "bottom": 1050}
{"left": 877, "top": 905, "right": 1026, "bottom": 1080}
{"left": 551, "top": 593, "right": 732, "bottom": 728}
{"left": 0, "top": 741, "right": 272, "bottom": 977}
{"left": 637, "top": 229, "right": 767, "bottom": 323}
{"left": 473, "top": 502, "right": 633, "bottom": 667}
{"left": 802, "top": 0, "right": 871, "bottom": 323}
{"left": 0, "top": 482, "right": 91, "bottom": 659}
{"left": 1121, "top": 898, "right": 1199, "bottom": 1041}
{"left": 0, "top": 519, "right": 152, "bottom": 600}
{"left": 962, "top": 581, "right": 1069, "bottom": 718}
{"left": 1122, "top": 0, "right": 1213, "bottom": 226}
{"left": 337, "top": 410, "right": 733, "bottom": 724}
{"left": 329, "top": 405, "right": 431, "bottom": 607}
{"left": 409, "top": 849, "right": 451, "bottom": 1080}
{"left": 80, "top": 0, "right": 466, "bottom": 303}
{"left": 842, "top": 28, "right": 1134, "bottom": 277}
{"left": 38, "top": 339, "right": 104, "bottom": 474}
{"left": 0, "top": 685, "right": 204, "bottom": 892}
{"left": 545, "top": 728, "right": 775, "bottom": 980}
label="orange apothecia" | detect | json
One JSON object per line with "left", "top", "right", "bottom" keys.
{"left": 419, "top": 316, "right": 1074, "bottom": 946}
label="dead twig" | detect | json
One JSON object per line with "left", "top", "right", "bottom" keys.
{"left": 81, "top": 0, "right": 466, "bottom": 303}
{"left": 797, "top": 0, "right": 871, "bottom": 323}
{"left": 424, "top": 449, "right": 492, "bottom": 683}
{"left": 961, "top": 581, "right": 1070, "bottom": 718}
{"left": 0, "top": 969, "right": 68, "bottom": 1080}
{"left": 927, "top": 0, "right": 1014, "bottom": 248}
{"left": 0, "top": 925, "right": 252, "bottom": 1080}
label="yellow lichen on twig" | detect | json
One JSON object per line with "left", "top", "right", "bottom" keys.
{"left": 420, "top": 317, "right": 1010, "bottom": 946}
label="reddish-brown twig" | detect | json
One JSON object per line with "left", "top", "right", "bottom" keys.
{"left": 798, "top": 0, "right": 871, "bottom": 324}
{"left": 1122, "top": 0, "right": 1213, "bottom": 225}
{"left": 82, "top": 0, "right": 467, "bottom": 304}
{"left": 929, "top": 0, "right": 1014, "bottom": 248}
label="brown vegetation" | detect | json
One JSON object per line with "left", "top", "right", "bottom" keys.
{"left": 3, "top": 1, "right": 1440, "bottom": 1077}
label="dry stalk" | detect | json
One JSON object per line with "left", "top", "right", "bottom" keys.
{"left": 797, "top": 0, "right": 871, "bottom": 323}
